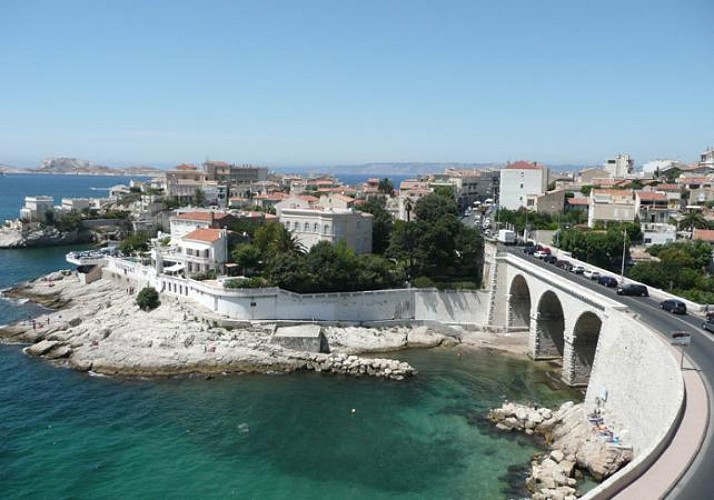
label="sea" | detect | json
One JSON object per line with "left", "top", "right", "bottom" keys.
{"left": 0, "top": 173, "right": 582, "bottom": 499}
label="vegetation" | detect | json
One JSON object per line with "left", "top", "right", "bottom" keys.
{"left": 356, "top": 197, "right": 393, "bottom": 255}
{"left": 192, "top": 270, "right": 218, "bottom": 281}
{"left": 119, "top": 231, "right": 150, "bottom": 255}
{"left": 629, "top": 240, "right": 714, "bottom": 303}
{"left": 224, "top": 276, "right": 271, "bottom": 289}
{"left": 556, "top": 223, "right": 640, "bottom": 272}
{"left": 136, "top": 286, "right": 160, "bottom": 311}
{"left": 495, "top": 207, "right": 587, "bottom": 233}
{"left": 378, "top": 178, "right": 395, "bottom": 196}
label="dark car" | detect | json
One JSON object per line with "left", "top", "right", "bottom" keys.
{"left": 661, "top": 299, "right": 687, "bottom": 315}
{"left": 598, "top": 275, "right": 618, "bottom": 287}
{"left": 544, "top": 255, "right": 558, "bottom": 264}
{"left": 702, "top": 319, "right": 714, "bottom": 333}
{"left": 523, "top": 246, "right": 536, "bottom": 255}
{"left": 616, "top": 284, "right": 649, "bottom": 297}
{"left": 555, "top": 260, "right": 573, "bottom": 271}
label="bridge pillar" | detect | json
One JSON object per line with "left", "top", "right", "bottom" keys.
{"left": 531, "top": 312, "right": 565, "bottom": 360}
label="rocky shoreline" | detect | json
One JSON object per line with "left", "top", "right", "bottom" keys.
{"left": 0, "top": 224, "right": 90, "bottom": 248}
{"left": 0, "top": 270, "right": 472, "bottom": 379}
{"left": 488, "top": 401, "right": 633, "bottom": 499}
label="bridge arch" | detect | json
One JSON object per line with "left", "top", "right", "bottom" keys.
{"left": 508, "top": 274, "right": 531, "bottom": 330}
{"left": 534, "top": 290, "right": 565, "bottom": 360}
{"left": 566, "top": 311, "right": 602, "bottom": 386}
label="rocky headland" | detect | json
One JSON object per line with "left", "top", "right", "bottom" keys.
{"left": 488, "top": 401, "right": 633, "bottom": 499}
{"left": 0, "top": 271, "right": 477, "bottom": 379}
{"left": 0, "top": 224, "right": 89, "bottom": 248}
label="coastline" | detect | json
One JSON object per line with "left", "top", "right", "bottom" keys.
{"left": 0, "top": 271, "right": 529, "bottom": 378}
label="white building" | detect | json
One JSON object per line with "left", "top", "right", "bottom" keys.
{"left": 280, "top": 208, "right": 373, "bottom": 254}
{"left": 179, "top": 228, "right": 229, "bottom": 276}
{"left": 19, "top": 196, "right": 54, "bottom": 222}
{"left": 498, "top": 161, "right": 549, "bottom": 210}
{"left": 587, "top": 189, "right": 635, "bottom": 228}
{"left": 61, "top": 198, "right": 96, "bottom": 212}
{"left": 169, "top": 211, "right": 230, "bottom": 241}
{"left": 604, "top": 154, "right": 634, "bottom": 178}
{"left": 642, "top": 159, "right": 679, "bottom": 177}
{"left": 699, "top": 148, "right": 714, "bottom": 169}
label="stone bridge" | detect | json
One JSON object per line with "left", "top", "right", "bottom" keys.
{"left": 485, "top": 247, "right": 627, "bottom": 386}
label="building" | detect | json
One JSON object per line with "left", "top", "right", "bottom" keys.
{"left": 603, "top": 154, "right": 634, "bottom": 178}
{"left": 61, "top": 198, "right": 95, "bottom": 212}
{"left": 498, "top": 161, "right": 549, "bottom": 211}
{"left": 317, "top": 193, "right": 356, "bottom": 211}
{"left": 431, "top": 168, "right": 500, "bottom": 211}
{"left": 579, "top": 167, "right": 610, "bottom": 185}
{"left": 699, "top": 148, "right": 714, "bottom": 169}
{"left": 534, "top": 190, "right": 566, "bottom": 216}
{"left": 642, "top": 160, "right": 679, "bottom": 178}
{"left": 274, "top": 194, "right": 319, "bottom": 216}
{"left": 587, "top": 189, "right": 635, "bottom": 228}
{"left": 19, "top": 196, "right": 54, "bottom": 222}
{"left": 280, "top": 208, "right": 373, "bottom": 254}
{"left": 169, "top": 211, "right": 232, "bottom": 240}
{"left": 179, "top": 228, "right": 229, "bottom": 276}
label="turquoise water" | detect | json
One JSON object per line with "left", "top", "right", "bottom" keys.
{"left": 0, "top": 174, "right": 582, "bottom": 498}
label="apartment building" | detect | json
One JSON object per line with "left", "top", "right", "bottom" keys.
{"left": 431, "top": 168, "right": 500, "bottom": 210}
{"left": 603, "top": 154, "right": 634, "bottom": 178}
{"left": 280, "top": 208, "right": 373, "bottom": 254}
{"left": 19, "top": 196, "right": 54, "bottom": 222}
{"left": 587, "top": 189, "right": 635, "bottom": 227}
{"left": 499, "top": 161, "right": 549, "bottom": 210}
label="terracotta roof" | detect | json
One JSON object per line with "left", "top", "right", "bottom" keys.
{"left": 183, "top": 228, "right": 224, "bottom": 243}
{"left": 567, "top": 198, "right": 590, "bottom": 206}
{"left": 205, "top": 160, "right": 231, "bottom": 167}
{"left": 591, "top": 189, "right": 634, "bottom": 200}
{"left": 299, "top": 195, "right": 319, "bottom": 202}
{"left": 175, "top": 163, "right": 198, "bottom": 170}
{"left": 636, "top": 191, "right": 667, "bottom": 201}
{"left": 175, "top": 211, "right": 227, "bottom": 222}
{"left": 656, "top": 183, "right": 680, "bottom": 191}
{"left": 693, "top": 229, "right": 714, "bottom": 242}
{"left": 505, "top": 161, "right": 542, "bottom": 170}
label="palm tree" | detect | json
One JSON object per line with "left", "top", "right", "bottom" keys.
{"left": 678, "top": 211, "right": 709, "bottom": 232}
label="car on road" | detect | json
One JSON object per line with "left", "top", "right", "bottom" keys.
{"left": 544, "top": 255, "right": 558, "bottom": 264}
{"left": 571, "top": 265, "right": 585, "bottom": 274}
{"left": 555, "top": 260, "right": 573, "bottom": 271}
{"left": 616, "top": 284, "right": 649, "bottom": 297}
{"left": 702, "top": 319, "right": 714, "bottom": 333}
{"left": 534, "top": 250, "right": 548, "bottom": 259}
{"left": 583, "top": 269, "right": 601, "bottom": 280}
{"left": 660, "top": 299, "right": 687, "bottom": 315}
{"left": 597, "top": 275, "right": 618, "bottom": 287}
{"left": 523, "top": 245, "right": 536, "bottom": 255}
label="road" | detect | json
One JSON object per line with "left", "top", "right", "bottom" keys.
{"left": 504, "top": 247, "right": 714, "bottom": 499}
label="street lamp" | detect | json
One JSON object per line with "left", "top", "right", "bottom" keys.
{"left": 620, "top": 227, "right": 627, "bottom": 283}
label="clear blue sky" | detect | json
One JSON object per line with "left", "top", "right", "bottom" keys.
{"left": 1, "top": 0, "right": 712, "bottom": 168}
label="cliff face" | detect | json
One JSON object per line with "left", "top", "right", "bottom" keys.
{"left": 0, "top": 225, "right": 90, "bottom": 248}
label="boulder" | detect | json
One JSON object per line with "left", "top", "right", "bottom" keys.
{"left": 24, "top": 340, "right": 60, "bottom": 356}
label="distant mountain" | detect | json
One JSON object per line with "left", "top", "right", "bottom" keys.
{"left": 273, "top": 162, "right": 497, "bottom": 176}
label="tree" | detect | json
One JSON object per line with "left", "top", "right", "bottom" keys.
{"left": 678, "top": 211, "right": 708, "bottom": 231}
{"left": 378, "top": 178, "right": 395, "bottom": 196}
{"left": 119, "top": 231, "right": 150, "bottom": 255}
{"left": 232, "top": 244, "right": 262, "bottom": 275}
{"left": 136, "top": 287, "right": 160, "bottom": 311}
{"left": 194, "top": 189, "right": 205, "bottom": 207}
{"left": 356, "top": 197, "right": 393, "bottom": 254}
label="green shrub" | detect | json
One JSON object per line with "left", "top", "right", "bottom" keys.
{"left": 412, "top": 276, "right": 436, "bottom": 288}
{"left": 136, "top": 286, "right": 160, "bottom": 311}
{"left": 224, "top": 277, "right": 270, "bottom": 289}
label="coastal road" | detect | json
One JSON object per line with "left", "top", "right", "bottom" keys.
{"left": 504, "top": 247, "right": 714, "bottom": 499}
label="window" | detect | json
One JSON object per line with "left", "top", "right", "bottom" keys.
{"left": 520, "top": 184, "right": 524, "bottom": 189}
{"left": 304, "top": 222, "right": 309, "bottom": 231}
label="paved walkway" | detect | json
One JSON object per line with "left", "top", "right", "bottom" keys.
{"left": 613, "top": 357, "right": 709, "bottom": 499}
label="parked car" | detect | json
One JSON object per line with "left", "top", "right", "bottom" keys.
{"left": 523, "top": 246, "right": 536, "bottom": 255}
{"left": 571, "top": 265, "right": 585, "bottom": 274}
{"left": 660, "top": 299, "right": 687, "bottom": 315}
{"left": 544, "top": 255, "right": 558, "bottom": 264}
{"left": 597, "top": 275, "right": 618, "bottom": 287}
{"left": 702, "top": 319, "right": 714, "bottom": 333}
{"left": 555, "top": 260, "right": 573, "bottom": 271}
{"left": 583, "top": 269, "right": 601, "bottom": 280}
{"left": 616, "top": 284, "right": 649, "bottom": 297}
{"left": 534, "top": 250, "right": 548, "bottom": 259}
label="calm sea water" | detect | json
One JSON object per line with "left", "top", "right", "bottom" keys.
{"left": 0, "top": 174, "right": 582, "bottom": 499}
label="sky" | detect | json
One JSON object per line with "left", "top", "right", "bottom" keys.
{"left": 1, "top": 0, "right": 712, "bottom": 168}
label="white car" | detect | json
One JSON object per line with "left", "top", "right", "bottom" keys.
{"left": 534, "top": 250, "right": 548, "bottom": 259}
{"left": 583, "top": 269, "right": 601, "bottom": 280}
{"left": 571, "top": 265, "right": 585, "bottom": 274}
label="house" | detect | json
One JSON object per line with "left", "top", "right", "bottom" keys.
{"left": 169, "top": 211, "right": 231, "bottom": 240}
{"left": 180, "top": 228, "right": 230, "bottom": 276}
{"left": 534, "top": 190, "right": 566, "bottom": 216}
{"left": 274, "top": 194, "right": 319, "bottom": 216}
{"left": 635, "top": 191, "right": 677, "bottom": 246}
{"left": 317, "top": 193, "right": 355, "bottom": 211}
{"left": 603, "top": 154, "right": 634, "bottom": 178}
{"left": 19, "top": 196, "right": 54, "bottom": 222}
{"left": 588, "top": 189, "right": 635, "bottom": 228}
{"left": 499, "top": 161, "right": 549, "bottom": 210}
{"left": 280, "top": 208, "right": 373, "bottom": 254}
{"left": 431, "top": 168, "right": 500, "bottom": 210}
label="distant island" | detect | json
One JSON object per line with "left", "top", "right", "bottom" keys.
{"left": 0, "top": 157, "right": 164, "bottom": 177}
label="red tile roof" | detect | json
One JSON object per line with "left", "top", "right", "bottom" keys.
{"left": 567, "top": 197, "right": 589, "bottom": 206}
{"left": 205, "top": 160, "right": 231, "bottom": 167}
{"left": 183, "top": 228, "right": 225, "bottom": 243}
{"left": 636, "top": 191, "right": 667, "bottom": 201}
{"left": 175, "top": 211, "right": 227, "bottom": 222}
{"left": 693, "top": 229, "right": 714, "bottom": 242}
{"left": 505, "top": 161, "right": 542, "bottom": 170}
{"left": 175, "top": 163, "right": 198, "bottom": 170}
{"left": 656, "top": 183, "right": 680, "bottom": 191}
